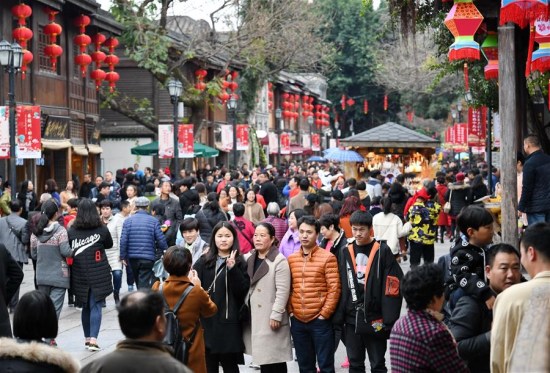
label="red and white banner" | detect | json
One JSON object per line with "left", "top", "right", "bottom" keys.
{"left": 444, "top": 127, "right": 450, "bottom": 144}
{"left": 158, "top": 124, "right": 173, "bottom": 158}
{"left": 449, "top": 125, "right": 456, "bottom": 144}
{"left": 16, "top": 105, "right": 41, "bottom": 159}
{"left": 220, "top": 124, "right": 233, "bottom": 151}
{"left": 280, "top": 132, "right": 290, "bottom": 154}
{"left": 0, "top": 107, "right": 9, "bottom": 159}
{"left": 178, "top": 124, "right": 194, "bottom": 158}
{"left": 455, "top": 123, "right": 468, "bottom": 145}
{"left": 302, "top": 133, "right": 311, "bottom": 149}
{"left": 312, "top": 133, "right": 321, "bottom": 151}
{"left": 468, "top": 106, "right": 487, "bottom": 147}
{"left": 236, "top": 124, "right": 249, "bottom": 150}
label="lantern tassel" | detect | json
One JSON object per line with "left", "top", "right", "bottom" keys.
{"left": 464, "top": 63, "right": 470, "bottom": 91}
{"left": 526, "top": 23, "right": 535, "bottom": 77}
{"left": 500, "top": 3, "right": 547, "bottom": 29}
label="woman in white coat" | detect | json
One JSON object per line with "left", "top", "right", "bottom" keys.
{"left": 243, "top": 222, "right": 292, "bottom": 373}
{"left": 372, "top": 197, "right": 411, "bottom": 257}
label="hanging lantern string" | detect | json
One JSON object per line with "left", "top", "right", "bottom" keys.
{"left": 526, "top": 23, "right": 535, "bottom": 77}
{"left": 464, "top": 63, "right": 470, "bottom": 91}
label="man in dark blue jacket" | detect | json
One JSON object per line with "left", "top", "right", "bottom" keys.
{"left": 519, "top": 134, "right": 550, "bottom": 224}
{"left": 120, "top": 197, "right": 167, "bottom": 290}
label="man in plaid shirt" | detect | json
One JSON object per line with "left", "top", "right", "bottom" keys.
{"left": 390, "top": 264, "right": 468, "bottom": 372}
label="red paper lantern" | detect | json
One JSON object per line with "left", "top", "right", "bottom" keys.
{"left": 91, "top": 51, "right": 106, "bottom": 66}
{"left": 43, "top": 22, "right": 62, "bottom": 43}
{"left": 104, "top": 54, "right": 120, "bottom": 68}
{"left": 384, "top": 95, "right": 389, "bottom": 111}
{"left": 44, "top": 44, "right": 63, "bottom": 69}
{"left": 12, "top": 3, "right": 32, "bottom": 26}
{"left": 12, "top": 26, "right": 33, "bottom": 49}
{"left": 90, "top": 69, "right": 106, "bottom": 90}
{"left": 74, "top": 14, "right": 91, "bottom": 33}
{"left": 20, "top": 50, "right": 33, "bottom": 79}
{"left": 105, "top": 71, "right": 120, "bottom": 92}
{"left": 75, "top": 53, "right": 92, "bottom": 77}
{"left": 341, "top": 95, "right": 346, "bottom": 110}
{"left": 92, "top": 33, "right": 107, "bottom": 48}
{"left": 104, "top": 37, "right": 119, "bottom": 53}
{"left": 74, "top": 34, "right": 92, "bottom": 53}
{"left": 282, "top": 93, "right": 290, "bottom": 100}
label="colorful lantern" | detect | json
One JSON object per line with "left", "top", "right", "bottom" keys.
{"left": 444, "top": 0, "right": 484, "bottom": 61}
{"left": 481, "top": 32, "right": 499, "bottom": 80}
{"left": 531, "top": 20, "right": 550, "bottom": 73}
{"left": 500, "top": 0, "right": 548, "bottom": 29}
{"left": 44, "top": 44, "right": 63, "bottom": 70}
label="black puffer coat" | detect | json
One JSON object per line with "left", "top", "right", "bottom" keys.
{"left": 445, "top": 182, "right": 471, "bottom": 217}
{"left": 196, "top": 205, "right": 228, "bottom": 244}
{"left": 68, "top": 225, "right": 113, "bottom": 303}
{"left": 519, "top": 149, "right": 550, "bottom": 213}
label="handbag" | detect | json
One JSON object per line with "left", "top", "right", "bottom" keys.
{"left": 153, "top": 257, "right": 169, "bottom": 281}
{"left": 443, "top": 189, "right": 452, "bottom": 214}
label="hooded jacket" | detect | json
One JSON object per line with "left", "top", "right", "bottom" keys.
{"left": 195, "top": 205, "right": 228, "bottom": 244}
{"left": 444, "top": 182, "right": 471, "bottom": 217}
{"left": 30, "top": 222, "right": 71, "bottom": 289}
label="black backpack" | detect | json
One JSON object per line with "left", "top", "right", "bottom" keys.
{"left": 161, "top": 283, "right": 200, "bottom": 364}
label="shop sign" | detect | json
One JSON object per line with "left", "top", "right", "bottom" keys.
{"left": 43, "top": 115, "right": 69, "bottom": 140}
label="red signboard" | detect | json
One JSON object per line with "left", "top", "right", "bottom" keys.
{"left": 236, "top": 124, "right": 249, "bottom": 150}
{"left": 178, "top": 124, "right": 194, "bottom": 158}
{"left": 311, "top": 133, "right": 321, "bottom": 151}
{"left": 445, "top": 127, "right": 450, "bottom": 144}
{"left": 467, "top": 106, "right": 487, "bottom": 147}
{"left": 280, "top": 132, "right": 290, "bottom": 154}
{"left": 450, "top": 125, "right": 456, "bottom": 144}
{"left": 16, "top": 105, "right": 41, "bottom": 159}
{"left": 454, "top": 123, "right": 468, "bottom": 145}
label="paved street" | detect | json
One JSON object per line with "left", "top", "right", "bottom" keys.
{"left": 11, "top": 241, "right": 450, "bottom": 371}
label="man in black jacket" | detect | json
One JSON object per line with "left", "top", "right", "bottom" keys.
{"left": 519, "top": 134, "right": 550, "bottom": 224}
{"left": 0, "top": 244, "right": 24, "bottom": 337}
{"left": 448, "top": 244, "right": 521, "bottom": 373}
{"left": 332, "top": 211, "right": 403, "bottom": 373}
{"left": 258, "top": 172, "right": 278, "bottom": 206}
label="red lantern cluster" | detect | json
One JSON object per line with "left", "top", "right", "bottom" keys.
{"left": 267, "top": 82, "right": 274, "bottom": 111}
{"left": 315, "top": 105, "right": 330, "bottom": 127}
{"left": 218, "top": 71, "right": 239, "bottom": 103}
{"left": 104, "top": 37, "right": 120, "bottom": 92}
{"left": 11, "top": 3, "right": 33, "bottom": 79}
{"left": 43, "top": 8, "right": 63, "bottom": 71}
{"left": 90, "top": 33, "right": 107, "bottom": 90}
{"left": 301, "top": 95, "right": 315, "bottom": 118}
{"left": 194, "top": 69, "right": 208, "bottom": 91}
{"left": 73, "top": 14, "right": 91, "bottom": 77}
{"left": 281, "top": 93, "right": 300, "bottom": 120}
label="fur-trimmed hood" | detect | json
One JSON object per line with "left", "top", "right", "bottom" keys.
{"left": 0, "top": 338, "right": 80, "bottom": 373}
{"left": 448, "top": 182, "right": 470, "bottom": 190}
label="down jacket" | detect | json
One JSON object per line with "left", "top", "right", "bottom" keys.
{"left": 195, "top": 206, "right": 227, "bottom": 244}
{"left": 518, "top": 149, "right": 550, "bottom": 213}
{"left": 444, "top": 182, "right": 471, "bottom": 217}
{"left": 287, "top": 246, "right": 341, "bottom": 322}
{"left": 119, "top": 210, "right": 168, "bottom": 262}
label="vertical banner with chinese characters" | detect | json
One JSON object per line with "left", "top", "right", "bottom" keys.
{"left": 16, "top": 106, "right": 41, "bottom": 159}
{"left": 445, "top": 127, "right": 450, "bottom": 144}
{"left": 220, "top": 125, "right": 233, "bottom": 151}
{"left": 158, "top": 124, "right": 173, "bottom": 158}
{"left": 236, "top": 124, "right": 249, "bottom": 150}
{"left": 268, "top": 132, "right": 278, "bottom": 153}
{"left": 455, "top": 123, "right": 468, "bottom": 146}
{"left": 0, "top": 107, "right": 9, "bottom": 159}
{"left": 468, "top": 106, "right": 487, "bottom": 147}
{"left": 280, "top": 132, "right": 290, "bottom": 154}
{"left": 450, "top": 125, "right": 456, "bottom": 144}
{"left": 311, "top": 134, "right": 321, "bottom": 151}
{"left": 178, "top": 124, "right": 194, "bottom": 158}
{"left": 302, "top": 133, "right": 311, "bottom": 149}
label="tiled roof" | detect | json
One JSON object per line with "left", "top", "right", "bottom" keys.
{"left": 340, "top": 122, "right": 439, "bottom": 148}
{"left": 101, "top": 124, "right": 155, "bottom": 137}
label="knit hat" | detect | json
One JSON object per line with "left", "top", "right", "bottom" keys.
{"left": 456, "top": 172, "right": 465, "bottom": 182}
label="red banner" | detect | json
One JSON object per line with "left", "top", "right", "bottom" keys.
{"left": 178, "top": 124, "right": 194, "bottom": 158}
{"left": 280, "top": 132, "right": 291, "bottom": 154}
{"left": 445, "top": 127, "right": 450, "bottom": 144}
{"left": 236, "top": 124, "right": 249, "bottom": 150}
{"left": 467, "top": 106, "right": 487, "bottom": 147}
{"left": 311, "top": 133, "right": 321, "bottom": 152}
{"left": 16, "top": 105, "right": 41, "bottom": 159}
{"left": 450, "top": 125, "right": 456, "bottom": 144}
{"left": 455, "top": 123, "right": 468, "bottom": 145}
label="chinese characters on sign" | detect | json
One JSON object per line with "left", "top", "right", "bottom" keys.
{"left": 16, "top": 106, "right": 41, "bottom": 159}
{"left": 468, "top": 106, "right": 487, "bottom": 147}
{"left": 311, "top": 134, "right": 321, "bottom": 152}
{"left": 178, "top": 124, "right": 194, "bottom": 158}
{"left": 236, "top": 124, "right": 249, "bottom": 150}
{"left": 280, "top": 132, "right": 290, "bottom": 154}
{"left": 158, "top": 124, "right": 173, "bottom": 159}
{"left": 0, "top": 107, "right": 9, "bottom": 159}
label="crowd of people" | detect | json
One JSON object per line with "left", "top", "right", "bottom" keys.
{"left": 0, "top": 134, "right": 549, "bottom": 373}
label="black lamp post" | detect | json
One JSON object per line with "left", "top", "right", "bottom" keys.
{"left": 0, "top": 40, "right": 23, "bottom": 200}
{"left": 167, "top": 78, "right": 183, "bottom": 177}
{"left": 275, "top": 108, "right": 282, "bottom": 167}
{"left": 226, "top": 95, "right": 238, "bottom": 169}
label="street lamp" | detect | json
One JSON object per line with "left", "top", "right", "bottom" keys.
{"left": 167, "top": 78, "right": 183, "bottom": 177}
{"left": 227, "top": 94, "right": 238, "bottom": 169}
{"left": 0, "top": 40, "right": 23, "bottom": 200}
{"left": 275, "top": 108, "right": 282, "bottom": 167}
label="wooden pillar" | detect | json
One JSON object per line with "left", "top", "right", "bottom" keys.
{"left": 498, "top": 24, "right": 519, "bottom": 245}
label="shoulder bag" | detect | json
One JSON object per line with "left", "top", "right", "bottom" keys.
{"left": 443, "top": 189, "right": 452, "bottom": 214}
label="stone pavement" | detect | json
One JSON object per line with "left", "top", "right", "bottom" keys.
{"left": 11, "top": 241, "right": 451, "bottom": 372}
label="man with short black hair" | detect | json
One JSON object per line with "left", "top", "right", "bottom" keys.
{"left": 258, "top": 172, "right": 278, "bottom": 206}
{"left": 178, "top": 177, "right": 199, "bottom": 216}
{"left": 151, "top": 181, "right": 182, "bottom": 246}
{"left": 288, "top": 216, "right": 341, "bottom": 372}
{"left": 79, "top": 173, "right": 93, "bottom": 199}
{"left": 80, "top": 291, "right": 191, "bottom": 373}
{"left": 288, "top": 178, "right": 310, "bottom": 214}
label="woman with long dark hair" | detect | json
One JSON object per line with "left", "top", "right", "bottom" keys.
{"left": 68, "top": 198, "right": 113, "bottom": 352}
{"left": 44, "top": 178, "right": 61, "bottom": 206}
{"left": 339, "top": 196, "right": 362, "bottom": 238}
{"left": 196, "top": 192, "right": 228, "bottom": 243}
{"left": 30, "top": 199, "right": 70, "bottom": 342}
{"left": 193, "top": 221, "right": 250, "bottom": 373}
{"left": 16, "top": 180, "right": 37, "bottom": 219}
{"left": 243, "top": 222, "right": 292, "bottom": 372}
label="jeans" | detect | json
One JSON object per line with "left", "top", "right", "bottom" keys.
{"left": 38, "top": 285, "right": 66, "bottom": 320}
{"left": 112, "top": 270, "right": 122, "bottom": 295}
{"left": 290, "top": 317, "right": 335, "bottom": 373}
{"left": 527, "top": 211, "right": 550, "bottom": 225}
{"left": 409, "top": 242, "right": 435, "bottom": 268}
{"left": 345, "top": 324, "right": 388, "bottom": 373}
{"left": 129, "top": 259, "right": 154, "bottom": 290}
{"left": 125, "top": 264, "right": 135, "bottom": 286}
{"left": 82, "top": 289, "right": 103, "bottom": 339}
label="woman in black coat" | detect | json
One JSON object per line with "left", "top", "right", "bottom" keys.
{"left": 193, "top": 221, "right": 250, "bottom": 373}
{"left": 67, "top": 199, "right": 113, "bottom": 352}
{"left": 16, "top": 180, "right": 37, "bottom": 220}
{"left": 196, "top": 192, "right": 228, "bottom": 244}
{"left": 469, "top": 175, "right": 489, "bottom": 203}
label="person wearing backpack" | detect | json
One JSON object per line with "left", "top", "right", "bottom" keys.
{"left": 153, "top": 246, "right": 217, "bottom": 373}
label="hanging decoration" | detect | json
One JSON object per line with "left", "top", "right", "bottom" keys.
{"left": 43, "top": 9, "right": 63, "bottom": 71}
{"left": 104, "top": 36, "right": 120, "bottom": 92}
{"left": 267, "top": 82, "right": 274, "bottom": 111}
{"left": 194, "top": 69, "right": 207, "bottom": 92}
{"left": 530, "top": 19, "right": 550, "bottom": 109}
{"left": 341, "top": 95, "right": 347, "bottom": 110}
{"left": 444, "top": 0, "right": 484, "bottom": 61}
{"left": 90, "top": 33, "right": 107, "bottom": 90}
{"left": 500, "top": 0, "right": 548, "bottom": 29}
{"left": 74, "top": 14, "right": 92, "bottom": 77}
{"left": 11, "top": 3, "right": 33, "bottom": 79}
{"left": 481, "top": 31, "right": 499, "bottom": 80}
{"left": 384, "top": 95, "right": 389, "bottom": 111}
{"left": 363, "top": 100, "right": 368, "bottom": 114}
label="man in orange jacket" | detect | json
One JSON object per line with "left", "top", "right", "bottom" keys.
{"left": 288, "top": 215, "right": 341, "bottom": 372}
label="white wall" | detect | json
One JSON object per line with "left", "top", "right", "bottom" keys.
{"left": 101, "top": 138, "right": 154, "bottom": 173}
